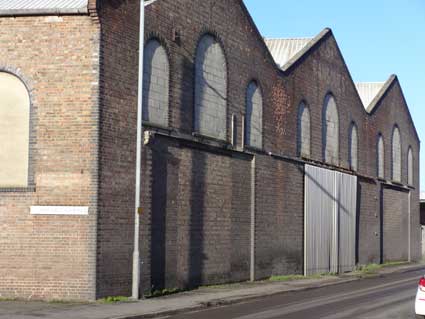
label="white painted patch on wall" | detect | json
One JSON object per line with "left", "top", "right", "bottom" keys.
{"left": 43, "top": 16, "right": 63, "bottom": 23}
{"left": 30, "top": 206, "right": 89, "bottom": 215}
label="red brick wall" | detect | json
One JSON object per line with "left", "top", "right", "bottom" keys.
{"left": 0, "top": 0, "right": 419, "bottom": 300}
{"left": 1, "top": 0, "right": 417, "bottom": 300}
{"left": 382, "top": 186, "right": 410, "bottom": 261}
{"left": 94, "top": 0, "right": 420, "bottom": 296}
{"left": 139, "top": 136, "right": 252, "bottom": 291}
{"left": 357, "top": 178, "right": 381, "bottom": 264}
{"left": 96, "top": 0, "right": 140, "bottom": 298}
{"left": 279, "top": 32, "right": 421, "bottom": 264}
{"left": 0, "top": 15, "right": 100, "bottom": 301}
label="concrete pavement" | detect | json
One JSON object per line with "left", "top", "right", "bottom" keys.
{"left": 0, "top": 263, "right": 424, "bottom": 319}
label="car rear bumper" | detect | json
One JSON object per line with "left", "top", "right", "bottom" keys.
{"left": 416, "top": 289, "right": 425, "bottom": 315}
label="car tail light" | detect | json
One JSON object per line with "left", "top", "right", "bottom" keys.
{"left": 419, "top": 277, "right": 425, "bottom": 292}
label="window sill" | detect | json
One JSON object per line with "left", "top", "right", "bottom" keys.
{"left": 244, "top": 145, "right": 264, "bottom": 153}
{"left": 0, "top": 186, "right": 36, "bottom": 193}
{"left": 192, "top": 132, "right": 230, "bottom": 145}
{"left": 142, "top": 121, "right": 172, "bottom": 132}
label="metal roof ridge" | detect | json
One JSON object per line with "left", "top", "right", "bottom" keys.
{"left": 265, "top": 37, "right": 313, "bottom": 41}
{"left": 356, "top": 81, "right": 386, "bottom": 84}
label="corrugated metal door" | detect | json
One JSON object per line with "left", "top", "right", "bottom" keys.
{"left": 304, "top": 165, "right": 357, "bottom": 275}
{"left": 337, "top": 171, "right": 357, "bottom": 273}
{"left": 304, "top": 165, "right": 335, "bottom": 275}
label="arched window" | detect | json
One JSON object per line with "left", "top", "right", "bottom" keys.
{"left": 297, "top": 101, "right": 310, "bottom": 157}
{"left": 0, "top": 71, "right": 30, "bottom": 187}
{"left": 245, "top": 81, "right": 263, "bottom": 148}
{"left": 377, "top": 134, "right": 385, "bottom": 179}
{"left": 143, "top": 39, "right": 170, "bottom": 126}
{"left": 408, "top": 147, "right": 413, "bottom": 185}
{"left": 323, "top": 94, "right": 339, "bottom": 165}
{"left": 194, "top": 34, "right": 227, "bottom": 140}
{"left": 392, "top": 126, "right": 401, "bottom": 182}
{"left": 349, "top": 123, "right": 358, "bottom": 171}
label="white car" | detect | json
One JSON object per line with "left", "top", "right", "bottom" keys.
{"left": 416, "top": 276, "right": 425, "bottom": 318}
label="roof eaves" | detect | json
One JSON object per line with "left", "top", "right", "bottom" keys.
{"left": 365, "top": 74, "right": 397, "bottom": 113}
{"left": 145, "top": 0, "right": 159, "bottom": 6}
{"left": 280, "top": 28, "right": 332, "bottom": 73}
{"left": 366, "top": 75, "right": 420, "bottom": 143}
{"left": 238, "top": 0, "right": 283, "bottom": 72}
{"left": 0, "top": 7, "right": 88, "bottom": 16}
{"left": 393, "top": 76, "right": 421, "bottom": 143}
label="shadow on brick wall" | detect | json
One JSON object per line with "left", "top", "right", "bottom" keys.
{"left": 188, "top": 150, "right": 206, "bottom": 287}
{"left": 150, "top": 142, "right": 168, "bottom": 290}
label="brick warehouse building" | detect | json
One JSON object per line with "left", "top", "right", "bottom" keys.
{"left": 0, "top": 0, "right": 420, "bottom": 301}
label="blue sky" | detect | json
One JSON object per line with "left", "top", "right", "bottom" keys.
{"left": 244, "top": 0, "right": 425, "bottom": 191}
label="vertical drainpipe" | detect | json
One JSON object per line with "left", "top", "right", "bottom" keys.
{"left": 250, "top": 156, "right": 256, "bottom": 282}
{"left": 132, "top": 0, "right": 145, "bottom": 300}
{"left": 408, "top": 191, "right": 411, "bottom": 262}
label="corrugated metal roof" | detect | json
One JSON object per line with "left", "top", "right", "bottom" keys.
{"left": 263, "top": 29, "right": 331, "bottom": 72}
{"left": 355, "top": 76, "right": 397, "bottom": 113}
{"left": 355, "top": 82, "right": 385, "bottom": 111}
{"left": 0, "top": 0, "right": 88, "bottom": 15}
{"left": 264, "top": 38, "right": 312, "bottom": 69}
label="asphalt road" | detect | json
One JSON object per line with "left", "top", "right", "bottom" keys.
{"left": 164, "top": 268, "right": 423, "bottom": 319}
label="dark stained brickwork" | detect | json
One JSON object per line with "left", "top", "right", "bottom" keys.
{"left": 96, "top": 0, "right": 140, "bottom": 298}
{"left": 140, "top": 136, "right": 252, "bottom": 291}
{"left": 0, "top": 0, "right": 420, "bottom": 300}
{"left": 357, "top": 178, "right": 381, "bottom": 265}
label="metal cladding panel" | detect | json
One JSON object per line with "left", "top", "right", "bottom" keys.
{"left": 337, "top": 172, "right": 357, "bottom": 273}
{"left": 305, "top": 165, "right": 335, "bottom": 275}
{"left": 305, "top": 165, "right": 357, "bottom": 275}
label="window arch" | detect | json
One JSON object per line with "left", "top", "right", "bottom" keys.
{"left": 377, "top": 134, "right": 385, "bottom": 179}
{"left": 245, "top": 81, "right": 263, "bottom": 148}
{"left": 297, "top": 101, "right": 311, "bottom": 157}
{"left": 322, "top": 94, "right": 339, "bottom": 165}
{"left": 408, "top": 146, "right": 413, "bottom": 185}
{"left": 142, "top": 39, "right": 170, "bottom": 126}
{"left": 392, "top": 126, "right": 401, "bottom": 182}
{"left": 349, "top": 123, "right": 358, "bottom": 171}
{"left": 0, "top": 71, "right": 30, "bottom": 187}
{"left": 194, "top": 34, "right": 227, "bottom": 140}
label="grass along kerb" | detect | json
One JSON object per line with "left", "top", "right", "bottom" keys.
{"left": 97, "top": 296, "right": 131, "bottom": 304}
{"left": 355, "top": 261, "right": 409, "bottom": 276}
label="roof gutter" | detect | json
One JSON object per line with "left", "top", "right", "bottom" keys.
{"left": 0, "top": 7, "right": 88, "bottom": 17}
